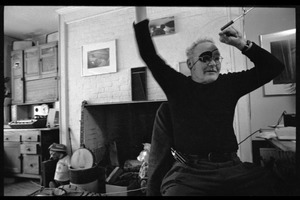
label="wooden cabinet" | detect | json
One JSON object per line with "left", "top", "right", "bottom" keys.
{"left": 24, "top": 41, "right": 58, "bottom": 80}
{"left": 3, "top": 128, "right": 59, "bottom": 184}
{"left": 11, "top": 50, "right": 25, "bottom": 104}
{"left": 8, "top": 41, "right": 60, "bottom": 186}
{"left": 11, "top": 41, "right": 59, "bottom": 104}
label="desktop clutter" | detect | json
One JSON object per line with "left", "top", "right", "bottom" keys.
{"left": 255, "top": 112, "right": 297, "bottom": 195}
{"left": 31, "top": 142, "right": 151, "bottom": 196}
{"left": 275, "top": 112, "right": 296, "bottom": 140}
{"left": 257, "top": 112, "right": 296, "bottom": 140}
{"left": 8, "top": 104, "right": 59, "bottom": 129}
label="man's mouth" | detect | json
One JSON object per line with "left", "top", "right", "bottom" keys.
{"left": 204, "top": 69, "right": 217, "bottom": 73}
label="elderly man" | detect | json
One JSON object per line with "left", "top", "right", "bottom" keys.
{"left": 133, "top": 7, "right": 284, "bottom": 196}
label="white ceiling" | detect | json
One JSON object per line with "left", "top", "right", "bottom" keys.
{"left": 4, "top": 6, "right": 67, "bottom": 40}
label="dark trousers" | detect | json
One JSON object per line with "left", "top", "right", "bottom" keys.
{"left": 160, "top": 156, "right": 278, "bottom": 196}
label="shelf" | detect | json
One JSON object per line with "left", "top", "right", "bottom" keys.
{"left": 84, "top": 99, "right": 167, "bottom": 107}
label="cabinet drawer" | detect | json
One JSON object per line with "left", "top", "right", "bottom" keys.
{"left": 20, "top": 143, "right": 39, "bottom": 154}
{"left": 4, "top": 132, "right": 20, "bottom": 142}
{"left": 21, "top": 131, "right": 40, "bottom": 142}
{"left": 23, "top": 155, "right": 40, "bottom": 175}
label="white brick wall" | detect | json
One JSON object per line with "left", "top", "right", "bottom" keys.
{"left": 59, "top": 6, "right": 244, "bottom": 151}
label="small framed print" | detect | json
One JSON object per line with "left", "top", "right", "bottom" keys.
{"left": 82, "top": 40, "right": 117, "bottom": 76}
{"left": 149, "top": 16, "right": 175, "bottom": 37}
{"left": 260, "top": 29, "right": 296, "bottom": 96}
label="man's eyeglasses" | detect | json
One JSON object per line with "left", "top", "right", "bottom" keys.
{"left": 190, "top": 49, "right": 223, "bottom": 69}
{"left": 199, "top": 55, "right": 223, "bottom": 64}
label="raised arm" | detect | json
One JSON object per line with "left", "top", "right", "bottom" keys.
{"left": 135, "top": 7, "right": 148, "bottom": 24}
{"left": 219, "top": 26, "right": 284, "bottom": 96}
{"left": 133, "top": 6, "right": 184, "bottom": 95}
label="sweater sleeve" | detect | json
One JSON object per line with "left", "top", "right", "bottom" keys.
{"left": 229, "top": 42, "right": 285, "bottom": 97}
{"left": 133, "top": 19, "right": 185, "bottom": 94}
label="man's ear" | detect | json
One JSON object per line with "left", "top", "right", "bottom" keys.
{"left": 186, "top": 59, "right": 192, "bottom": 69}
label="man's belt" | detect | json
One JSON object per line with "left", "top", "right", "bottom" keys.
{"left": 171, "top": 148, "right": 237, "bottom": 163}
{"left": 184, "top": 152, "right": 237, "bottom": 163}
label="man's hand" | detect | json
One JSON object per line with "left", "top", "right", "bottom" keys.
{"left": 219, "top": 26, "right": 247, "bottom": 51}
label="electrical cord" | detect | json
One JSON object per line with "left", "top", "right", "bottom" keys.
{"left": 238, "top": 110, "right": 287, "bottom": 145}
{"left": 238, "top": 129, "right": 261, "bottom": 145}
{"left": 101, "top": 186, "right": 147, "bottom": 196}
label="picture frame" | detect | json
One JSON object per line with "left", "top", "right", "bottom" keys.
{"left": 259, "top": 29, "right": 296, "bottom": 96}
{"left": 82, "top": 40, "right": 117, "bottom": 76}
{"left": 149, "top": 16, "right": 175, "bottom": 37}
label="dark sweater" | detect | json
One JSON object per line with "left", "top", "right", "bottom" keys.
{"left": 133, "top": 19, "right": 284, "bottom": 155}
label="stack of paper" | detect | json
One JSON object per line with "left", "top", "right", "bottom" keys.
{"left": 256, "top": 129, "right": 277, "bottom": 139}
{"left": 275, "top": 126, "right": 296, "bottom": 140}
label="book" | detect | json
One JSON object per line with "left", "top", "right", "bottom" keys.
{"left": 275, "top": 126, "right": 296, "bottom": 140}
{"left": 256, "top": 129, "right": 277, "bottom": 139}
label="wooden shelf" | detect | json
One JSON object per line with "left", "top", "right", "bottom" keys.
{"left": 84, "top": 99, "right": 167, "bottom": 107}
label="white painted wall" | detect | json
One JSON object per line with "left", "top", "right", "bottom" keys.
{"left": 245, "top": 7, "right": 296, "bottom": 131}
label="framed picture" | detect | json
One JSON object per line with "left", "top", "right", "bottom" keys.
{"left": 82, "top": 40, "right": 117, "bottom": 76}
{"left": 178, "top": 61, "right": 191, "bottom": 77}
{"left": 260, "top": 29, "right": 296, "bottom": 96}
{"left": 149, "top": 16, "right": 175, "bottom": 37}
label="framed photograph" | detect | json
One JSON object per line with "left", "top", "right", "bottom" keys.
{"left": 149, "top": 16, "right": 175, "bottom": 37}
{"left": 178, "top": 61, "right": 191, "bottom": 77}
{"left": 82, "top": 40, "right": 117, "bottom": 76}
{"left": 260, "top": 29, "right": 296, "bottom": 96}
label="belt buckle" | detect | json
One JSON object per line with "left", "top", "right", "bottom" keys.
{"left": 208, "top": 152, "right": 223, "bottom": 162}
{"left": 208, "top": 152, "right": 213, "bottom": 162}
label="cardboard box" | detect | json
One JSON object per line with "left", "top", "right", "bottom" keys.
{"left": 12, "top": 40, "right": 34, "bottom": 50}
{"left": 46, "top": 32, "right": 59, "bottom": 43}
{"left": 105, "top": 180, "right": 139, "bottom": 196}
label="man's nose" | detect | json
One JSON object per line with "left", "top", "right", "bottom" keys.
{"left": 208, "top": 59, "right": 216, "bottom": 65}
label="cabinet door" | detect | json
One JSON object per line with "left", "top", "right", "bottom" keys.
{"left": 24, "top": 46, "right": 40, "bottom": 80}
{"left": 40, "top": 42, "right": 58, "bottom": 78}
{"left": 4, "top": 142, "right": 21, "bottom": 173}
{"left": 23, "top": 155, "right": 40, "bottom": 175}
{"left": 25, "top": 77, "right": 59, "bottom": 103}
{"left": 11, "top": 50, "right": 24, "bottom": 104}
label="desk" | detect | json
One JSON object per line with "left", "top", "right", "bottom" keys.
{"left": 252, "top": 128, "right": 297, "bottom": 194}
{"left": 268, "top": 138, "right": 296, "bottom": 152}
{"left": 256, "top": 128, "right": 296, "bottom": 152}
{"left": 252, "top": 128, "right": 296, "bottom": 170}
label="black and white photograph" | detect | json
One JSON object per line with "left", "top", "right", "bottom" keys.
{"left": 149, "top": 16, "right": 175, "bottom": 37}
{"left": 3, "top": 6, "right": 297, "bottom": 197}
{"left": 82, "top": 40, "right": 117, "bottom": 76}
{"left": 260, "top": 29, "right": 296, "bottom": 95}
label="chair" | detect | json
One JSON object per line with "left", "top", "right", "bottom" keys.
{"left": 41, "top": 159, "right": 58, "bottom": 187}
{"left": 146, "top": 102, "right": 174, "bottom": 196}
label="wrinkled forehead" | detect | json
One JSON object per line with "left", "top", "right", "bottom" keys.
{"left": 194, "top": 42, "right": 220, "bottom": 56}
